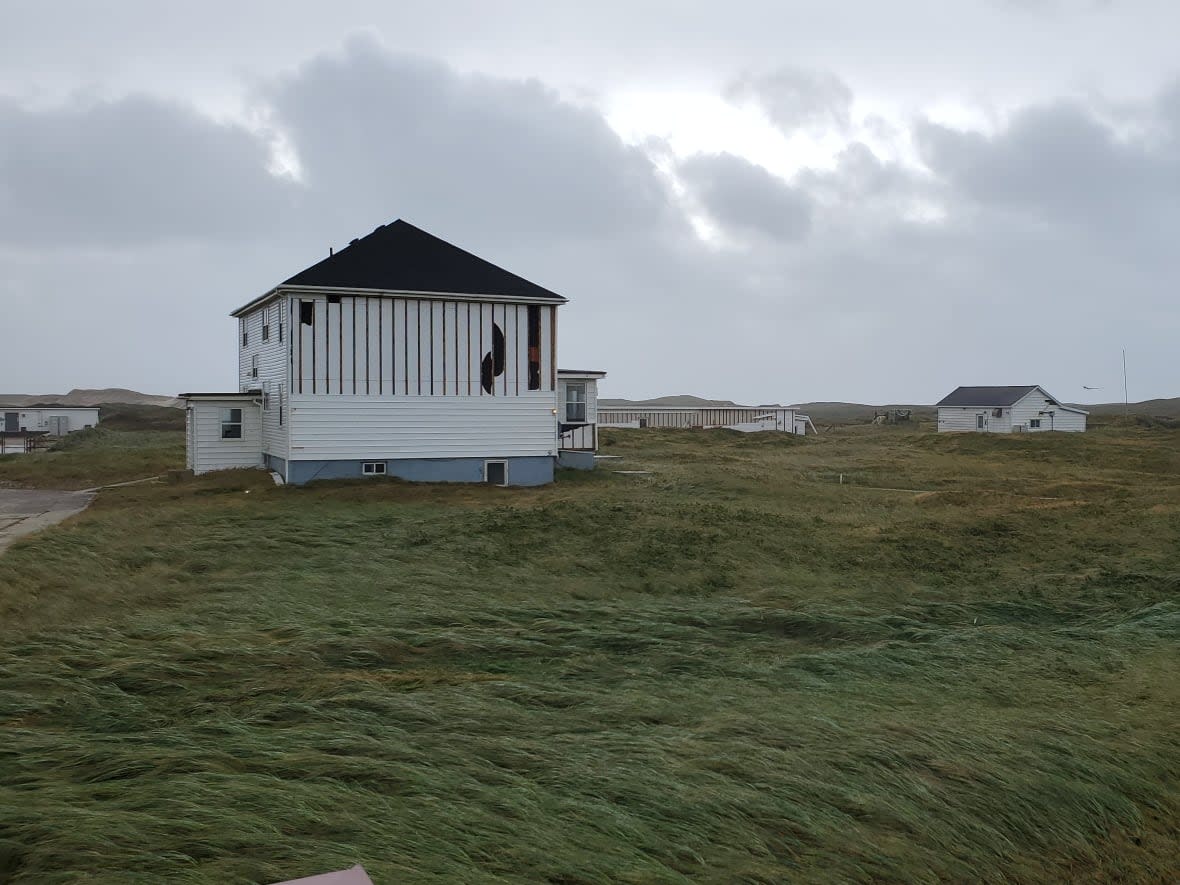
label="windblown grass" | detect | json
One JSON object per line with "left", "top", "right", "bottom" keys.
{"left": 1, "top": 426, "right": 1178, "bottom": 882}
{"left": 0, "top": 426, "right": 183, "bottom": 490}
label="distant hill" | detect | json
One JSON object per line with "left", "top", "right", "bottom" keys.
{"left": 0, "top": 388, "right": 182, "bottom": 409}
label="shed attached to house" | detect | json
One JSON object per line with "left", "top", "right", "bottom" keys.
{"left": 557, "top": 369, "right": 606, "bottom": 469}
{"left": 935, "top": 386, "right": 1088, "bottom": 433}
{"left": 182, "top": 392, "right": 264, "bottom": 474}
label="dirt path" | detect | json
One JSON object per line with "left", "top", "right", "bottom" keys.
{"left": 0, "top": 488, "right": 95, "bottom": 554}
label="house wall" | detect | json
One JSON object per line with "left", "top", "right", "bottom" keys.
{"left": 1010, "top": 391, "right": 1086, "bottom": 432}
{"left": 187, "top": 400, "right": 264, "bottom": 474}
{"left": 286, "top": 455, "right": 554, "bottom": 486}
{"left": 557, "top": 376, "right": 599, "bottom": 452}
{"left": 289, "top": 295, "right": 556, "bottom": 399}
{"left": 287, "top": 392, "right": 557, "bottom": 460}
{"left": 238, "top": 300, "right": 290, "bottom": 460}
{"left": 0, "top": 408, "right": 99, "bottom": 434}
{"left": 937, "top": 406, "right": 1014, "bottom": 433}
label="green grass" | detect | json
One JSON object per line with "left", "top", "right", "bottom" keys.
{"left": 1, "top": 426, "right": 1179, "bottom": 882}
{"left": 0, "top": 425, "right": 184, "bottom": 490}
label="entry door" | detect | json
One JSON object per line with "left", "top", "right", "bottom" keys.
{"left": 4, "top": 412, "right": 18, "bottom": 432}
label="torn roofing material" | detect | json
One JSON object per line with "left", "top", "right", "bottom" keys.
{"left": 234, "top": 220, "right": 566, "bottom": 316}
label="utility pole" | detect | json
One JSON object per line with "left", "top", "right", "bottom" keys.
{"left": 1122, "top": 348, "right": 1129, "bottom": 418}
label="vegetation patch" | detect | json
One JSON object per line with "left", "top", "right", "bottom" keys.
{"left": 0, "top": 424, "right": 1178, "bottom": 882}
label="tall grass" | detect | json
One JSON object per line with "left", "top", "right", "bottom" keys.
{"left": 1, "top": 426, "right": 1178, "bottom": 882}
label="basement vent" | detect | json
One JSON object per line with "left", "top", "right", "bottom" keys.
{"left": 484, "top": 460, "right": 507, "bottom": 486}
{"left": 362, "top": 462, "right": 387, "bottom": 476}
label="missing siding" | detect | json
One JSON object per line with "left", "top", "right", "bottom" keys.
{"left": 300, "top": 301, "right": 314, "bottom": 325}
{"left": 481, "top": 321, "right": 507, "bottom": 394}
{"left": 527, "top": 305, "right": 541, "bottom": 390}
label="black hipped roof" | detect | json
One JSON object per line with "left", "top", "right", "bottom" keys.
{"left": 282, "top": 220, "right": 563, "bottom": 302}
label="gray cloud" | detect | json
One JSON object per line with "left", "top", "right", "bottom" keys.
{"left": 724, "top": 67, "right": 853, "bottom": 134}
{"left": 0, "top": 95, "right": 291, "bottom": 247}
{"left": 2, "top": 34, "right": 1179, "bottom": 404}
{"left": 678, "top": 152, "right": 813, "bottom": 241}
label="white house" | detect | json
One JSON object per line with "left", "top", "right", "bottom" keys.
{"left": 598, "top": 402, "right": 814, "bottom": 434}
{"left": 557, "top": 369, "right": 606, "bottom": 468}
{"left": 936, "top": 386, "right": 1088, "bottom": 433}
{"left": 183, "top": 219, "right": 604, "bottom": 485}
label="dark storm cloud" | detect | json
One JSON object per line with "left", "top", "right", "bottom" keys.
{"left": 2, "top": 33, "right": 1178, "bottom": 403}
{"left": 0, "top": 95, "right": 291, "bottom": 247}
{"left": 678, "top": 152, "right": 813, "bottom": 241}
{"left": 264, "top": 36, "right": 681, "bottom": 246}
{"left": 724, "top": 67, "right": 853, "bottom": 134}
{"left": 915, "top": 95, "right": 1180, "bottom": 260}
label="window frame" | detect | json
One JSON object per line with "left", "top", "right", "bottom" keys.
{"left": 262, "top": 306, "right": 271, "bottom": 342}
{"left": 220, "top": 408, "right": 243, "bottom": 440}
{"left": 362, "top": 461, "right": 387, "bottom": 476}
{"left": 240, "top": 318, "right": 248, "bottom": 347}
{"left": 251, "top": 353, "right": 260, "bottom": 379}
{"left": 1029, "top": 418, "right": 1041, "bottom": 429}
{"left": 565, "top": 382, "right": 588, "bottom": 423}
{"left": 484, "top": 460, "right": 508, "bottom": 486}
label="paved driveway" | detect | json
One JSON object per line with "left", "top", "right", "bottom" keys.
{"left": 0, "top": 489, "right": 95, "bottom": 554}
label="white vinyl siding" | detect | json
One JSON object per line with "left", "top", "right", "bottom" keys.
{"left": 937, "top": 407, "right": 1013, "bottom": 433}
{"left": 238, "top": 299, "right": 290, "bottom": 459}
{"left": 187, "top": 400, "right": 263, "bottom": 474}
{"left": 1009, "top": 391, "right": 1087, "bottom": 432}
{"left": 287, "top": 392, "right": 557, "bottom": 460}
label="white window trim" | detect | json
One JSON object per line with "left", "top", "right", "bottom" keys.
{"left": 484, "top": 459, "right": 508, "bottom": 486}
{"left": 362, "top": 461, "right": 387, "bottom": 475}
{"left": 565, "top": 382, "right": 587, "bottom": 423}
{"left": 220, "top": 408, "right": 243, "bottom": 440}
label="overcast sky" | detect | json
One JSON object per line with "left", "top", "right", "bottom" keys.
{"left": 3, "top": 0, "right": 1178, "bottom": 404}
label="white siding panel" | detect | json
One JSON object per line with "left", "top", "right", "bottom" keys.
{"left": 236, "top": 299, "right": 289, "bottom": 458}
{"left": 1010, "top": 390, "right": 1086, "bottom": 432}
{"left": 189, "top": 401, "right": 263, "bottom": 474}
{"left": 288, "top": 392, "right": 557, "bottom": 459}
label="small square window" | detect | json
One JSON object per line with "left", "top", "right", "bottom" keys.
{"left": 362, "top": 462, "right": 386, "bottom": 475}
{"left": 220, "top": 408, "right": 243, "bottom": 439}
{"left": 1030, "top": 418, "right": 1041, "bottom": 429}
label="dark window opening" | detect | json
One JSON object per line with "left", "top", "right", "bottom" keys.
{"left": 485, "top": 460, "right": 507, "bottom": 485}
{"left": 481, "top": 322, "right": 507, "bottom": 394}
{"left": 362, "top": 462, "right": 386, "bottom": 475}
{"left": 327, "top": 295, "right": 341, "bottom": 305}
{"left": 1030, "top": 418, "right": 1041, "bottom": 429}
{"left": 300, "top": 301, "right": 314, "bottom": 325}
{"left": 527, "top": 305, "right": 541, "bottom": 390}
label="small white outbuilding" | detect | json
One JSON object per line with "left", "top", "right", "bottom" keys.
{"left": 936, "top": 386, "right": 1088, "bottom": 433}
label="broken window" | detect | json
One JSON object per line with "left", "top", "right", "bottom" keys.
{"left": 300, "top": 301, "right": 314, "bottom": 325}
{"left": 480, "top": 322, "right": 507, "bottom": 394}
{"left": 527, "top": 305, "right": 541, "bottom": 390}
{"left": 565, "top": 383, "right": 587, "bottom": 422}
{"left": 220, "top": 408, "right": 243, "bottom": 439}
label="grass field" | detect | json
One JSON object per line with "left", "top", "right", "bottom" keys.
{"left": 1, "top": 424, "right": 1178, "bottom": 883}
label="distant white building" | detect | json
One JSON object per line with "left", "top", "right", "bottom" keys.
{"left": 598, "top": 402, "right": 815, "bottom": 435}
{"left": 936, "top": 386, "right": 1088, "bottom": 433}
{"left": 0, "top": 406, "right": 100, "bottom": 454}
{"left": 183, "top": 219, "right": 605, "bottom": 485}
